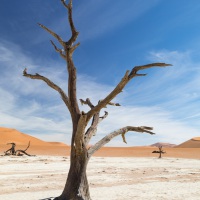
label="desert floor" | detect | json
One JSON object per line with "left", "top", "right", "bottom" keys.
{"left": 0, "top": 155, "right": 200, "bottom": 200}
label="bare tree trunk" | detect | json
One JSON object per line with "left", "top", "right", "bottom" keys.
{"left": 159, "top": 152, "right": 162, "bottom": 159}
{"left": 55, "top": 146, "right": 91, "bottom": 200}
{"left": 152, "top": 146, "right": 165, "bottom": 158}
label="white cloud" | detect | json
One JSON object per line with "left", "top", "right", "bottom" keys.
{"left": 1, "top": 41, "right": 200, "bottom": 146}
{"left": 92, "top": 106, "right": 200, "bottom": 146}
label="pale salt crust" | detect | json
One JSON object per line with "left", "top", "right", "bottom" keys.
{"left": 0, "top": 156, "right": 200, "bottom": 200}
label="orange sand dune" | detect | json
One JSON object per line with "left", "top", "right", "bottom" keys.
{"left": 93, "top": 146, "right": 200, "bottom": 159}
{"left": 0, "top": 127, "right": 70, "bottom": 156}
{"left": 176, "top": 137, "right": 200, "bottom": 148}
{"left": 48, "top": 142, "right": 68, "bottom": 146}
{"left": 192, "top": 137, "right": 200, "bottom": 141}
{"left": 0, "top": 127, "right": 54, "bottom": 146}
{"left": 1, "top": 127, "right": 200, "bottom": 158}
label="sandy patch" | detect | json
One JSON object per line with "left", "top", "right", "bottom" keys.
{"left": 0, "top": 156, "right": 200, "bottom": 200}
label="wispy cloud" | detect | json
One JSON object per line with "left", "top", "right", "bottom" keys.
{"left": 95, "top": 106, "right": 200, "bottom": 146}
{"left": 1, "top": 40, "right": 200, "bottom": 146}
{"left": 33, "top": 0, "right": 160, "bottom": 44}
{"left": 94, "top": 49, "right": 200, "bottom": 146}
{"left": 75, "top": 0, "right": 160, "bottom": 41}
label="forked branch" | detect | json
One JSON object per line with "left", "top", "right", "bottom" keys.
{"left": 88, "top": 126, "right": 155, "bottom": 156}
{"left": 61, "top": 0, "right": 79, "bottom": 47}
{"left": 84, "top": 111, "right": 108, "bottom": 146}
{"left": 86, "top": 63, "right": 171, "bottom": 122}
{"left": 129, "top": 63, "right": 172, "bottom": 78}
{"left": 38, "top": 23, "right": 65, "bottom": 47}
{"left": 99, "top": 111, "right": 108, "bottom": 121}
{"left": 80, "top": 98, "right": 120, "bottom": 108}
{"left": 80, "top": 98, "right": 94, "bottom": 108}
{"left": 80, "top": 98, "right": 108, "bottom": 145}
{"left": 60, "top": 0, "right": 80, "bottom": 119}
{"left": 71, "top": 42, "right": 80, "bottom": 54}
{"left": 50, "top": 40, "right": 66, "bottom": 59}
{"left": 61, "top": 0, "right": 71, "bottom": 9}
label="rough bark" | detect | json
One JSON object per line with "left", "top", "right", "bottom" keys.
{"left": 55, "top": 149, "right": 91, "bottom": 200}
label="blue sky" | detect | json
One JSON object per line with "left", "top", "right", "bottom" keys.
{"left": 1, "top": 0, "right": 200, "bottom": 146}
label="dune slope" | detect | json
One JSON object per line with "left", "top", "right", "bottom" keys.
{"left": 176, "top": 137, "right": 200, "bottom": 148}
{"left": 0, "top": 127, "right": 56, "bottom": 146}
{"left": 0, "top": 127, "right": 69, "bottom": 156}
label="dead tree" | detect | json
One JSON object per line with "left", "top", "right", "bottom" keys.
{"left": 152, "top": 146, "right": 166, "bottom": 158}
{"left": 4, "top": 141, "right": 33, "bottom": 156}
{"left": 23, "top": 1, "right": 171, "bottom": 199}
{"left": 4, "top": 143, "right": 16, "bottom": 155}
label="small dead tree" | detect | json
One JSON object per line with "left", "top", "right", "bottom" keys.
{"left": 4, "top": 142, "right": 16, "bottom": 155}
{"left": 4, "top": 141, "right": 33, "bottom": 156}
{"left": 152, "top": 146, "right": 166, "bottom": 158}
{"left": 23, "top": 1, "right": 171, "bottom": 199}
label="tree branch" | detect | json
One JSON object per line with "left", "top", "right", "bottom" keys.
{"left": 15, "top": 141, "right": 33, "bottom": 156}
{"left": 129, "top": 63, "right": 172, "bottom": 78}
{"left": 86, "top": 63, "right": 171, "bottom": 123}
{"left": 59, "top": 0, "right": 81, "bottom": 121}
{"left": 98, "top": 100, "right": 121, "bottom": 108}
{"left": 38, "top": 23, "right": 65, "bottom": 47}
{"left": 79, "top": 98, "right": 108, "bottom": 146}
{"left": 61, "top": 0, "right": 72, "bottom": 9}
{"left": 23, "top": 69, "right": 71, "bottom": 112}
{"left": 84, "top": 111, "right": 108, "bottom": 146}
{"left": 61, "top": 0, "right": 79, "bottom": 47}
{"left": 71, "top": 42, "right": 80, "bottom": 54}
{"left": 107, "top": 102, "right": 121, "bottom": 106}
{"left": 99, "top": 111, "right": 108, "bottom": 121}
{"left": 50, "top": 40, "right": 66, "bottom": 59}
{"left": 88, "top": 126, "right": 155, "bottom": 156}
{"left": 80, "top": 98, "right": 94, "bottom": 108}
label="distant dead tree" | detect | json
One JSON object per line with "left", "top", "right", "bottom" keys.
{"left": 152, "top": 146, "right": 166, "bottom": 158}
{"left": 23, "top": 0, "right": 171, "bottom": 199}
{"left": 5, "top": 142, "right": 16, "bottom": 155}
{"left": 4, "top": 141, "right": 33, "bottom": 156}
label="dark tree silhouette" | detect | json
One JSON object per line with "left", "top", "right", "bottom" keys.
{"left": 152, "top": 146, "right": 166, "bottom": 158}
{"left": 23, "top": 0, "right": 171, "bottom": 199}
{"left": 5, "top": 142, "right": 16, "bottom": 155}
{"left": 4, "top": 141, "right": 33, "bottom": 156}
